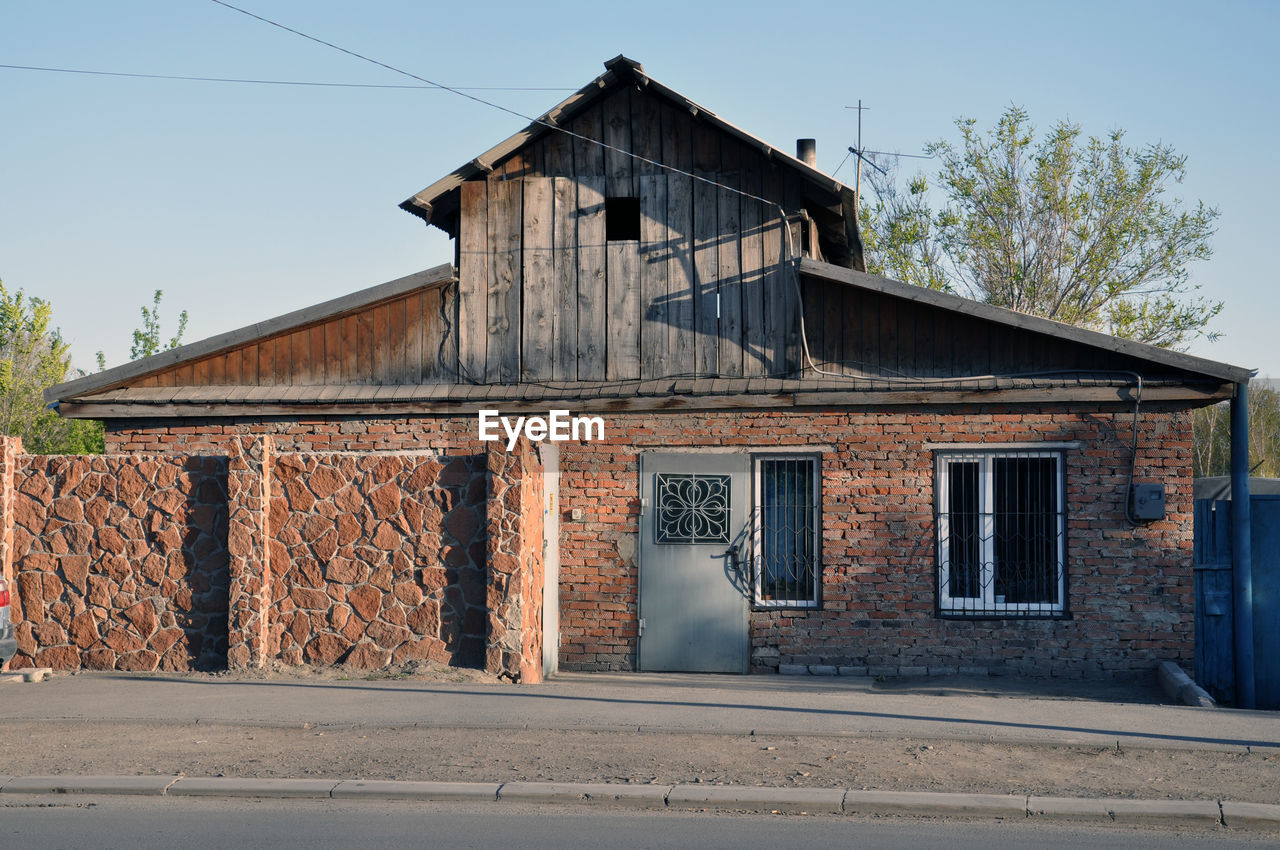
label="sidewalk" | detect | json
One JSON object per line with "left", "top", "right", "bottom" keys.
{"left": 3, "top": 669, "right": 1277, "bottom": 751}
{"left": 2, "top": 669, "right": 1278, "bottom": 830}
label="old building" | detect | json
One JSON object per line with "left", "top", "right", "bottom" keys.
{"left": 22, "top": 56, "right": 1248, "bottom": 681}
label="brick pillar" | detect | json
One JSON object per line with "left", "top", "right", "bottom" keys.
{"left": 0, "top": 436, "right": 19, "bottom": 670}
{"left": 226, "top": 435, "right": 273, "bottom": 669}
{"left": 0, "top": 435, "right": 20, "bottom": 591}
{"left": 484, "top": 437, "right": 544, "bottom": 683}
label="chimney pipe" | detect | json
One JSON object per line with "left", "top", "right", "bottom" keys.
{"left": 796, "top": 138, "right": 817, "bottom": 168}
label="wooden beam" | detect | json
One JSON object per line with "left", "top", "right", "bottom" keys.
{"left": 63, "top": 381, "right": 1233, "bottom": 419}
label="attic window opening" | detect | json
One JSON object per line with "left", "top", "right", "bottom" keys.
{"left": 606, "top": 197, "right": 641, "bottom": 241}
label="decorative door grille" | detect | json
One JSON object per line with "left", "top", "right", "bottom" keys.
{"left": 655, "top": 473, "right": 731, "bottom": 544}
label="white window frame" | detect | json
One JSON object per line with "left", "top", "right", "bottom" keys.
{"left": 752, "top": 454, "right": 821, "bottom": 609}
{"left": 935, "top": 450, "right": 1067, "bottom": 617}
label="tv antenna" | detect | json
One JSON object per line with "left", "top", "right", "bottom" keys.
{"left": 842, "top": 100, "right": 932, "bottom": 209}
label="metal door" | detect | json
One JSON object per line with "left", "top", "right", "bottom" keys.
{"left": 638, "top": 452, "right": 750, "bottom": 673}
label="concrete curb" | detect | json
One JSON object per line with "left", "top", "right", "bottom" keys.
{"left": 668, "top": 785, "right": 845, "bottom": 814}
{"left": 844, "top": 790, "right": 1026, "bottom": 818}
{"left": 332, "top": 780, "right": 500, "bottom": 801}
{"left": 1157, "top": 660, "right": 1216, "bottom": 708}
{"left": 499, "top": 781, "right": 672, "bottom": 807}
{"left": 0, "top": 775, "right": 1275, "bottom": 830}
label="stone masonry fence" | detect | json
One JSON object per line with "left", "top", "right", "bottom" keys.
{"left": 0, "top": 435, "right": 545, "bottom": 683}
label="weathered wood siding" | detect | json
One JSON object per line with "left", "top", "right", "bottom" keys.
{"left": 457, "top": 86, "right": 805, "bottom": 383}
{"left": 131, "top": 88, "right": 1181, "bottom": 395}
{"left": 796, "top": 276, "right": 1142, "bottom": 380}
{"left": 135, "top": 285, "right": 458, "bottom": 388}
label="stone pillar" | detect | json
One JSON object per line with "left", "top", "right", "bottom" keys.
{"left": 484, "top": 436, "right": 544, "bottom": 683}
{"left": 226, "top": 435, "right": 273, "bottom": 669}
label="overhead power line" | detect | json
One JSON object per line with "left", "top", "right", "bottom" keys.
{"left": 207, "top": 0, "right": 793, "bottom": 211}
{"left": 0, "top": 63, "right": 575, "bottom": 92}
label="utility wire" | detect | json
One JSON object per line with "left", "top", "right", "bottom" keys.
{"left": 0, "top": 63, "right": 575, "bottom": 91}
{"left": 210, "top": 1, "right": 1134, "bottom": 404}
{"left": 208, "top": 0, "right": 797, "bottom": 212}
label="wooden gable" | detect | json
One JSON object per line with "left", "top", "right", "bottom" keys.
{"left": 449, "top": 82, "right": 857, "bottom": 385}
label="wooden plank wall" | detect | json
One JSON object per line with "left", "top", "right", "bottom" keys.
{"left": 796, "top": 277, "right": 1127, "bottom": 380}
{"left": 454, "top": 85, "right": 805, "bottom": 383}
{"left": 133, "top": 87, "right": 1149, "bottom": 394}
{"left": 133, "top": 286, "right": 458, "bottom": 388}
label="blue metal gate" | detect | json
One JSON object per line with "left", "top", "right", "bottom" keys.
{"left": 1194, "top": 496, "right": 1280, "bottom": 709}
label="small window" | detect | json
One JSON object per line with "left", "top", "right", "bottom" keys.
{"left": 753, "top": 456, "right": 820, "bottom": 608}
{"left": 605, "top": 197, "right": 640, "bottom": 241}
{"left": 936, "top": 451, "right": 1066, "bottom": 617}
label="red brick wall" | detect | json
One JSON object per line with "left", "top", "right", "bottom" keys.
{"left": 103, "top": 404, "right": 1195, "bottom": 679}
{"left": 554, "top": 407, "right": 1193, "bottom": 677}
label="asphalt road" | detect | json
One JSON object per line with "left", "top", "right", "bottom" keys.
{"left": 0, "top": 797, "right": 1271, "bottom": 850}
{"left": 3, "top": 670, "right": 1277, "bottom": 752}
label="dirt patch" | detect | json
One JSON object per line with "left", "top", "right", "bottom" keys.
{"left": 11, "top": 722, "right": 1278, "bottom": 804}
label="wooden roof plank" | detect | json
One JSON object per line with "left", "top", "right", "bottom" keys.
{"left": 46, "top": 264, "right": 457, "bottom": 404}
{"left": 799, "top": 258, "right": 1252, "bottom": 384}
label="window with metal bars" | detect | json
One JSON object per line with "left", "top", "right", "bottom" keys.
{"left": 753, "top": 456, "right": 820, "bottom": 608}
{"left": 935, "top": 451, "right": 1066, "bottom": 617}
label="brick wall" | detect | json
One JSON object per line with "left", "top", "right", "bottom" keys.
{"left": 554, "top": 407, "right": 1194, "bottom": 677}
{"left": 101, "top": 404, "right": 1195, "bottom": 679}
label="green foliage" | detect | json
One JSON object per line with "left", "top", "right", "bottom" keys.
{"left": 1193, "top": 383, "right": 1280, "bottom": 479}
{"left": 130, "top": 289, "right": 189, "bottom": 360}
{"left": 859, "top": 106, "right": 1221, "bottom": 350}
{"left": 0, "top": 279, "right": 104, "bottom": 454}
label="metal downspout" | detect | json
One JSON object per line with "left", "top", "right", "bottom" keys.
{"left": 1231, "top": 380, "right": 1256, "bottom": 709}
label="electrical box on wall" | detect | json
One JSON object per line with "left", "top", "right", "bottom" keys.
{"left": 1130, "top": 483, "right": 1166, "bottom": 521}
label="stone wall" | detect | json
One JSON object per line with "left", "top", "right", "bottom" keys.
{"left": 485, "top": 437, "right": 544, "bottom": 682}
{"left": 7, "top": 452, "right": 230, "bottom": 671}
{"left": 4, "top": 432, "right": 546, "bottom": 681}
{"left": 268, "top": 451, "right": 488, "bottom": 670}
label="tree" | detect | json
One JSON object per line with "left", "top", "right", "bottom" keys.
{"left": 130, "top": 289, "right": 189, "bottom": 361}
{"left": 0, "top": 280, "right": 103, "bottom": 454}
{"left": 1193, "top": 382, "right": 1280, "bottom": 479}
{"left": 859, "top": 106, "right": 1221, "bottom": 349}
{"left": 95, "top": 289, "right": 190, "bottom": 371}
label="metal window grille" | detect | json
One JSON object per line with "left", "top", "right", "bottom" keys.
{"left": 935, "top": 451, "right": 1066, "bottom": 617}
{"left": 754, "top": 456, "right": 820, "bottom": 608}
{"left": 655, "top": 473, "right": 731, "bottom": 544}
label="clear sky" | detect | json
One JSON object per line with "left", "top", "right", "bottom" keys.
{"left": 3, "top": 0, "right": 1276, "bottom": 379}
